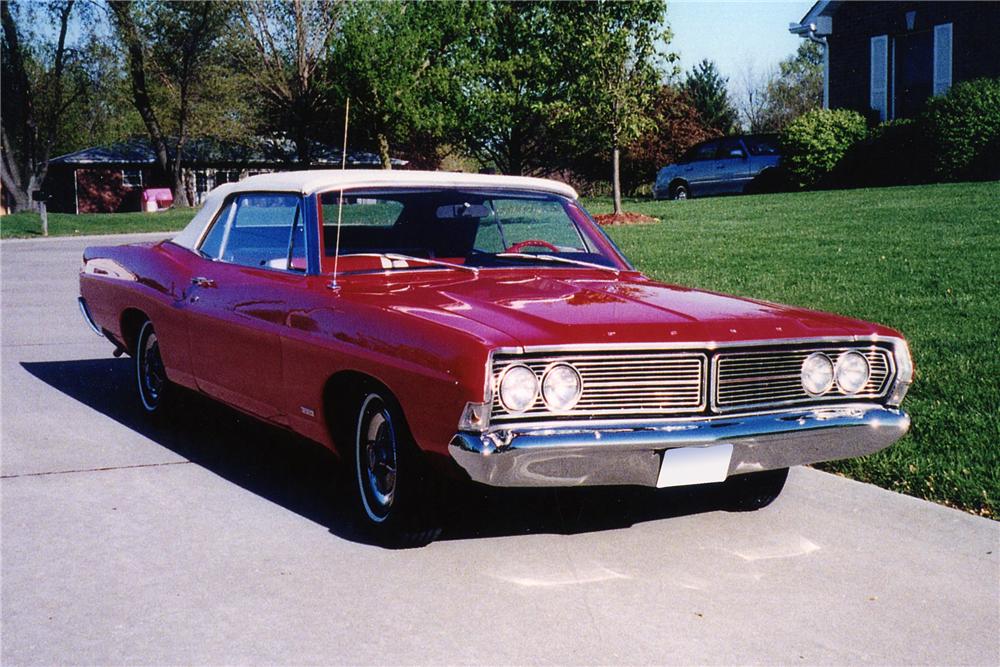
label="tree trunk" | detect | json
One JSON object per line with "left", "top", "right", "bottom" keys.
{"left": 612, "top": 144, "right": 623, "bottom": 215}
{"left": 295, "top": 123, "right": 311, "bottom": 167}
{"left": 171, "top": 160, "right": 190, "bottom": 208}
{"left": 377, "top": 133, "right": 392, "bottom": 170}
{"left": 1, "top": 0, "right": 74, "bottom": 213}
{"left": 110, "top": 2, "right": 171, "bottom": 191}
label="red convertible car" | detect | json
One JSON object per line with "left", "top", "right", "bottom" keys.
{"left": 79, "top": 170, "right": 912, "bottom": 544}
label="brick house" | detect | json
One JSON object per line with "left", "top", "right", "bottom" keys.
{"left": 790, "top": 1, "right": 1000, "bottom": 121}
{"left": 44, "top": 136, "right": 402, "bottom": 214}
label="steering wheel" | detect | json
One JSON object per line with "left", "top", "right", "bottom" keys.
{"left": 505, "top": 239, "right": 559, "bottom": 254}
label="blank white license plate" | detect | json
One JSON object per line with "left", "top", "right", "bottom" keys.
{"left": 656, "top": 444, "right": 734, "bottom": 488}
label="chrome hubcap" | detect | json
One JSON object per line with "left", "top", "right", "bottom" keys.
{"left": 357, "top": 396, "right": 397, "bottom": 522}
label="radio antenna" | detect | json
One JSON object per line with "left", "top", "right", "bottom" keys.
{"left": 330, "top": 97, "right": 350, "bottom": 289}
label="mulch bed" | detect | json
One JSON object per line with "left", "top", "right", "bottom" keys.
{"left": 593, "top": 212, "right": 659, "bottom": 226}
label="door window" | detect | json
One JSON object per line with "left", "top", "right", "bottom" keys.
{"left": 715, "top": 138, "right": 746, "bottom": 159}
{"left": 691, "top": 141, "right": 718, "bottom": 162}
{"left": 199, "top": 193, "right": 304, "bottom": 271}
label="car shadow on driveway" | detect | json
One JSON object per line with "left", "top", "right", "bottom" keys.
{"left": 22, "top": 358, "right": 737, "bottom": 547}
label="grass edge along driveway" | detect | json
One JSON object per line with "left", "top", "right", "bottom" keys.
{"left": 3, "top": 181, "right": 997, "bottom": 517}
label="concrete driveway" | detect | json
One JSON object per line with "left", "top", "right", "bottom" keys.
{"left": 2, "top": 233, "right": 997, "bottom": 665}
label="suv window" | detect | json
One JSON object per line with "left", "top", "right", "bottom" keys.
{"left": 690, "top": 141, "right": 718, "bottom": 162}
{"left": 744, "top": 135, "right": 779, "bottom": 155}
{"left": 200, "top": 193, "right": 304, "bottom": 270}
{"left": 715, "top": 138, "right": 746, "bottom": 159}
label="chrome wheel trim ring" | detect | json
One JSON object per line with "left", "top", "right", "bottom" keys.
{"left": 136, "top": 321, "right": 165, "bottom": 412}
{"left": 355, "top": 394, "right": 398, "bottom": 524}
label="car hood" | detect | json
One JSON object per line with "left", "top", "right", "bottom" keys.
{"left": 345, "top": 269, "right": 894, "bottom": 349}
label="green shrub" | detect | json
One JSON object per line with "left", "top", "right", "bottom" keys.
{"left": 780, "top": 108, "right": 868, "bottom": 188}
{"left": 839, "top": 118, "right": 934, "bottom": 187}
{"left": 923, "top": 77, "right": 1000, "bottom": 180}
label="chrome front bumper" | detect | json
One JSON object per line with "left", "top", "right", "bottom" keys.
{"left": 448, "top": 405, "right": 909, "bottom": 488}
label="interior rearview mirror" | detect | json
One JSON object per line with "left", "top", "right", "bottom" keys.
{"left": 436, "top": 203, "right": 491, "bottom": 219}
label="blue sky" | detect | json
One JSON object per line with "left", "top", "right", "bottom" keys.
{"left": 666, "top": 1, "right": 815, "bottom": 80}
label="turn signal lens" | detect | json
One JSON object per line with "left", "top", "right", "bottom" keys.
{"left": 541, "top": 363, "right": 583, "bottom": 412}
{"left": 801, "top": 353, "right": 835, "bottom": 396}
{"left": 498, "top": 364, "right": 538, "bottom": 413}
{"left": 835, "top": 351, "right": 870, "bottom": 395}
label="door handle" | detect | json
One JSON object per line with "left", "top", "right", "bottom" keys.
{"left": 191, "top": 276, "right": 216, "bottom": 288}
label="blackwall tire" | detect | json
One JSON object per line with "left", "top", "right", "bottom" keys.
{"left": 723, "top": 467, "right": 789, "bottom": 511}
{"left": 135, "top": 320, "right": 174, "bottom": 416}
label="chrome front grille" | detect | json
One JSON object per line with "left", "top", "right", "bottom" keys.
{"left": 713, "top": 346, "right": 893, "bottom": 411}
{"left": 486, "top": 343, "right": 897, "bottom": 426}
{"left": 490, "top": 351, "right": 706, "bottom": 423}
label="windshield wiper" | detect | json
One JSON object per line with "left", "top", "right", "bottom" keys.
{"left": 493, "top": 253, "right": 620, "bottom": 275}
{"left": 379, "top": 253, "right": 480, "bottom": 275}
{"left": 332, "top": 252, "right": 479, "bottom": 275}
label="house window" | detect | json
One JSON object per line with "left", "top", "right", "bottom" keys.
{"left": 933, "top": 23, "right": 953, "bottom": 96}
{"left": 216, "top": 170, "right": 241, "bottom": 185}
{"left": 894, "top": 29, "right": 933, "bottom": 119}
{"left": 870, "top": 35, "right": 889, "bottom": 121}
{"left": 122, "top": 168, "right": 143, "bottom": 188}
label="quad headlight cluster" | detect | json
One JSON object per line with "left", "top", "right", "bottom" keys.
{"left": 800, "top": 351, "right": 871, "bottom": 397}
{"left": 498, "top": 362, "right": 583, "bottom": 414}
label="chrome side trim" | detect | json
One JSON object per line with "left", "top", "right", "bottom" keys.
{"left": 77, "top": 297, "right": 103, "bottom": 337}
{"left": 449, "top": 405, "right": 910, "bottom": 488}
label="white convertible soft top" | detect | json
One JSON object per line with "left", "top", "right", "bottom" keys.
{"left": 171, "top": 170, "right": 579, "bottom": 250}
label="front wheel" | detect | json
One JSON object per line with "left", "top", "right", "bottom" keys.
{"left": 354, "top": 392, "right": 441, "bottom": 547}
{"left": 671, "top": 183, "right": 689, "bottom": 200}
{"left": 722, "top": 467, "right": 789, "bottom": 511}
{"left": 135, "top": 320, "right": 174, "bottom": 415}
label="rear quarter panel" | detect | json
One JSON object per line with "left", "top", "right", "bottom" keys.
{"left": 80, "top": 242, "right": 197, "bottom": 388}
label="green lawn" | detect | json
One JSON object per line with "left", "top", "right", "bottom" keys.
{"left": 592, "top": 182, "right": 999, "bottom": 517}
{"left": 3, "top": 182, "right": 997, "bottom": 516}
{"left": 0, "top": 208, "right": 194, "bottom": 239}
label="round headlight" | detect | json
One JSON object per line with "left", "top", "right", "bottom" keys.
{"left": 835, "top": 351, "right": 870, "bottom": 395}
{"left": 541, "top": 363, "right": 583, "bottom": 412}
{"left": 498, "top": 364, "right": 539, "bottom": 413}
{"left": 801, "top": 353, "right": 834, "bottom": 396}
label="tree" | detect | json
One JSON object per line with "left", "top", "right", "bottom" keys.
{"left": 457, "top": 1, "right": 569, "bottom": 176}
{"left": 1, "top": 0, "right": 81, "bottom": 212}
{"left": 763, "top": 40, "right": 823, "bottom": 130}
{"left": 623, "top": 85, "right": 719, "bottom": 194}
{"left": 110, "top": 0, "right": 232, "bottom": 207}
{"left": 735, "top": 61, "right": 774, "bottom": 134}
{"left": 682, "top": 59, "right": 737, "bottom": 135}
{"left": 556, "top": 0, "right": 668, "bottom": 214}
{"left": 237, "top": 0, "right": 341, "bottom": 167}
{"left": 330, "top": 0, "right": 477, "bottom": 169}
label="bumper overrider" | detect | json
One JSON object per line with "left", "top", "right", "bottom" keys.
{"left": 449, "top": 405, "right": 909, "bottom": 488}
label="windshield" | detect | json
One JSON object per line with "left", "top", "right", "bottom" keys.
{"left": 318, "top": 189, "right": 627, "bottom": 273}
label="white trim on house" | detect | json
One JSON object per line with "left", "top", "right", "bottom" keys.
{"left": 870, "top": 35, "right": 889, "bottom": 121}
{"left": 890, "top": 37, "right": 896, "bottom": 120}
{"left": 933, "top": 23, "right": 953, "bottom": 96}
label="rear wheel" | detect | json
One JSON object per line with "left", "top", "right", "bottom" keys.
{"left": 671, "top": 183, "right": 689, "bottom": 200}
{"left": 135, "top": 320, "right": 174, "bottom": 415}
{"left": 354, "top": 392, "right": 441, "bottom": 547}
{"left": 722, "top": 468, "right": 789, "bottom": 511}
